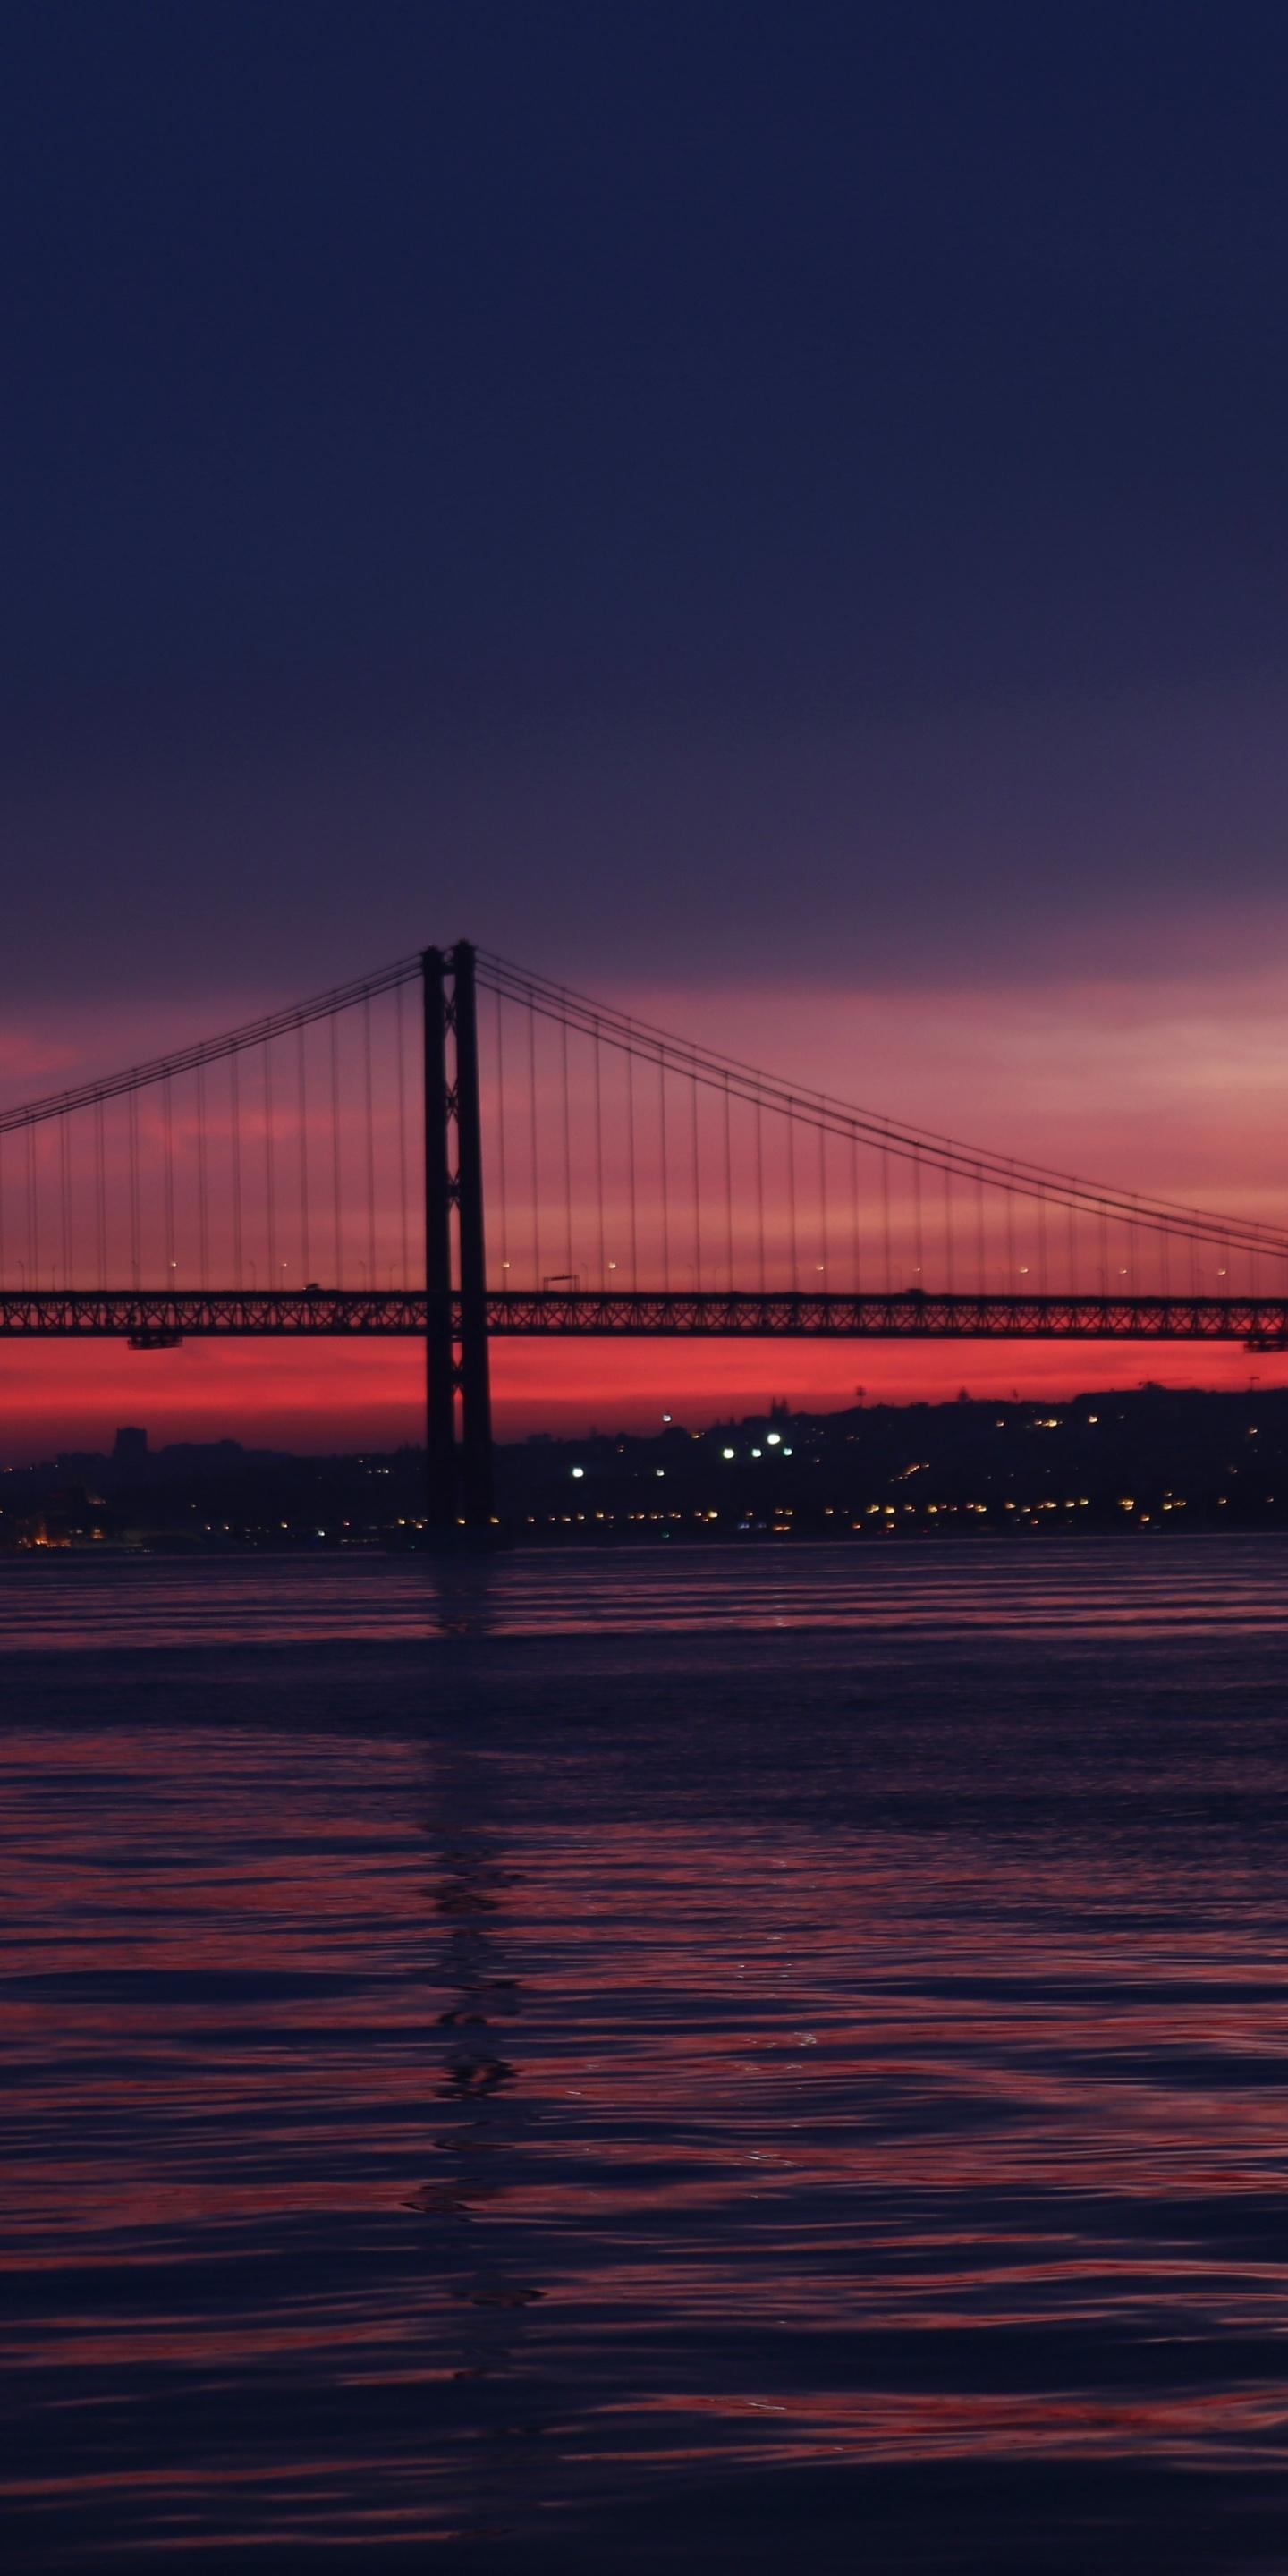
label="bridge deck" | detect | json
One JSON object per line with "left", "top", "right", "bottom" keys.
{"left": 0, "top": 1289, "right": 1285, "bottom": 1343}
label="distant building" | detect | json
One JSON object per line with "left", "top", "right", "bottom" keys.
{"left": 114, "top": 1426, "right": 148, "bottom": 1464}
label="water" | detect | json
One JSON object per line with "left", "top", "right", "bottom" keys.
{"left": 4, "top": 1539, "right": 1288, "bottom": 2571}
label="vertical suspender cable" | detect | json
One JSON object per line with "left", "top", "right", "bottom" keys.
{"left": 162, "top": 1076, "right": 175, "bottom": 1280}
{"left": 380, "top": 986, "right": 400, "bottom": 1290}
{"left": 592, "top": 1018, "right": 605, "bottom": 1290}
{"left": 26, "top": 1124, "right": 38, "bottom": 1288}
{"left": 881, "top": 1132, "right": 892, "bottom": 1295}
{"left": 495, "top": 987, "right": 509, "bottom": 1286}
{"left": 754, "top": 1097, "right": 766, "bottom": 1293}
{"left": 1005, "top": 1162, "right": 1016, "bottom": 1285}
{"left": 691, "top": 1064, "right": 701, "bottom": 1292}
{"left": 1037, "top": 1185, "right": 1047, "bottom": 1297}
{"left": 851, "top": 1124, "right": 860, "bottom": 1298}
{"left": 976, "top": 1164, "right": 987, "bottom": 1300}
{"left": 60, "top": 1114, "right": 72, "bottom": 1289}
{"left": 560, "top": 1013, "right": 572, "bottom": 1279}
{"left": 25, "top": 1128, "right": 36, "bottom": 1288}
{"left": 362, "top": 995, "right": 375, "bottom": 1287}
{"left": 723, "top": 1071, "right": 733, "bottom": 1291}
{"left": 394, "top": 984, "right": 408, "bottom": 1287}
{"left": 626, "top": 1038, "right": 639, "bottom": 1292}
{"left": 261, "top": 1039, "right": 275, "bottom": 1281}
{"left": 128, "top": 1092, "right": 140, "bottom": 1290}
{"left": 329, "top": 1013, "right": 343, "bottom": 1289}
{"left": 658, "top": 1046, "right": 670, "bottom": 1293}
{"left": 0, "top": 1140, "right": 6, "bottom": 1286}
{"left": 786, "top": 1101, "right": 798, "bottom": 1289}
{"left": 297, "top": 1021, "right": 311, "bottom": 1285}
{"left": 195, "top": 1064, "right": 208, "bottom": 1292}
{"left": 527, "top": 996, "right": 540, "bottom": 1287}
{"left": 943, "top": 1159, "right": 953, "bottom": 1296}
{"left": 96, "top": 1097, "right": 107, "bottom": 1290}
{"left": 231, "top": 1052, "right": 244, "bottom": 1287}
{"left": 818, "top": 1118, "right": 827, "bottom": 1286}
{"left": 911, "top": 1146, "right": 923, "bottom": 1282}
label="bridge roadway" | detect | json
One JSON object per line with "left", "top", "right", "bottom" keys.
{"left": 0, "top": 1289, "right": 1286, "bottom": 1344}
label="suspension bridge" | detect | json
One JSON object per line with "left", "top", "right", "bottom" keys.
{"left": 4, "top": 941, "right": 1287, "bottom": 1528}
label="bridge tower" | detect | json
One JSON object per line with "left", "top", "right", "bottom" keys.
{"left": 421, "top": 942, "right": 494, "bottom": 1533}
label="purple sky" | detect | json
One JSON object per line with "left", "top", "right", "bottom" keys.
{"left": 4, "top": 4, "right": 1288, "bottom": 1445}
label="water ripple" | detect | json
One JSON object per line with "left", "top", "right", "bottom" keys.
{"left": 4, "top": 1543, "right": 1288, "bottom": 2568}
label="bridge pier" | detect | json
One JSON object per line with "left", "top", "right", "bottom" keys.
{"left": 421, "top": 942, "right": 495, "bottom": 1536}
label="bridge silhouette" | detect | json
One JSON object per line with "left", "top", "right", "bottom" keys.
{"left": 4, "top": 940, "right": 1287, "bottom": 1528}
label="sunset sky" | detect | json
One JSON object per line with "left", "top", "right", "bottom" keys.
{"left": 5, "top": 4, "right": 1288, "bottom": 1454}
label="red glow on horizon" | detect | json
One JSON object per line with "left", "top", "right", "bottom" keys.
{"left": 5, "top": 954, "right": 1288, "bottom": 1458}
{"left": 3, "top": 1336, "right": 1287, "bottom": 1465}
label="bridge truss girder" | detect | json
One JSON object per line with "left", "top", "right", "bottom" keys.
{"left": 1, "top": 1289, "right": 1286, "bottom": 1343}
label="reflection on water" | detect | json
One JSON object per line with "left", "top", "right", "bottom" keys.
{"left": 421, "top": 1745, "right": 543, "bottom": 2549}
{"left": 4, "top": 1543, "right": 1288, "bottom": 2569}
{"left": 6, "top": 1531, "right": 1288, "bottom": 1648}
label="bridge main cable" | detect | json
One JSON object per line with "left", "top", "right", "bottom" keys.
{"left": 476, "top": 948, "right": 1288, "bottom": 1265}
{"left": 0, "top": 954, "right": 423, "bottom": 1132}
